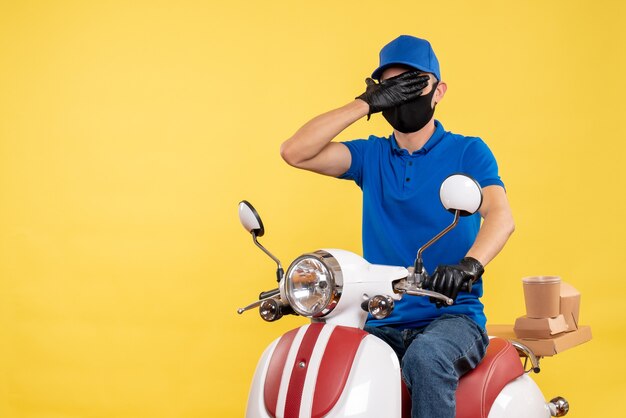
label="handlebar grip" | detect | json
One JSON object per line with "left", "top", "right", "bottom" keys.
{"left": 259, "top": 288, "right": 280, "bottom": 300}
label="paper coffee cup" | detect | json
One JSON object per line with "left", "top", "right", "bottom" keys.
{"left": 522, "top": 276, "right": 561, "bottom": 318}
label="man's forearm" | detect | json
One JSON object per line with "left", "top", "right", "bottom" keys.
{"left": 280, "top": 100, "right": 368, "bottom": 166}
{"left": 466, "top": 208, "right": 515, "bottom": 267}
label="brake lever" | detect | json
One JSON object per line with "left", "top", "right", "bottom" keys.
{"left": 394, "top": 279, "right": 454, "bottom": 306}
{"left": 237, "top": 294, "right": 280, "bottom": 314}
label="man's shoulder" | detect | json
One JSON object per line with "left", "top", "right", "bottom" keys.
{"left": 364, "top": 133, "right": 392, "bottom": 143}
{"left": 442, "top": 127, "right": 485, "bottom": 145}
{"left": 438, "top": 128, "right": 492, "bottom": 157}
{"left": 343, "top": 133, "right": 392, "bottom": 151}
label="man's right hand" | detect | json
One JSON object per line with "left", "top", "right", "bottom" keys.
{"left": 356, "top": 71, "right": 430, "bottom": 118}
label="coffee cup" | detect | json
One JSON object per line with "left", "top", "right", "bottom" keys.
{"left": 522, "top": 276, "right": 561, "bottom": 318}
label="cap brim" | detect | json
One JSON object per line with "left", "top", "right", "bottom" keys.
{"left": 372, "top": 62, "right": 438, "bottom": 80}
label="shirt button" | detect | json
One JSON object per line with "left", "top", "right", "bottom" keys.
{"left": 406, "top": 178, "right": 410, "bottom": 182}
{"left": 408, "top": 162, "right": 413, "bottom": 166}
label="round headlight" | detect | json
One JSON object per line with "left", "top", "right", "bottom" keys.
{"left": 284, "top": 250, "right": 342, "bottom": 317}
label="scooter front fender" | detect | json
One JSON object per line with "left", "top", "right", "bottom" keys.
{"left": 246, "top": 323, "right": 402, "bottom": 418}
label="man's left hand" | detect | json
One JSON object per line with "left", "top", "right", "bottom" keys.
{"left": 425, "top": 257, "right": 484, "bottom": 307}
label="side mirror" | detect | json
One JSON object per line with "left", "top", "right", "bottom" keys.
{"left": 410, "top": 174, "right": 483, "bottom": 290}
{"left": 238, "top": 200, "right": 283, "bottom": 282}
{"left": 439, "top": 174, "right": 483, "bottom": 216}
{"left": 239, "top": 200, "right": 265, "bottom": 237}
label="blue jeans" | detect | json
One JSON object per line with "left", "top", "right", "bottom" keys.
{"left": 364, "top": 314, "right": 489, "bottom": 418}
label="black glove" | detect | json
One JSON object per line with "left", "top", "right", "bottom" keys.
{"left": 424, "top": 257, "right": 484, "bottom": 308}
{"left": 356, "top": 71, "right": 430, "bottom": 119}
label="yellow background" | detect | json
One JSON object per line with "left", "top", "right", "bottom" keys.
{"left": 1, "top": 1, "right": 624, "bottom": 417}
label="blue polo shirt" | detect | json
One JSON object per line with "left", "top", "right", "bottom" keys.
{"left": 339, "top": 120, "right": 504, "bottom": 330}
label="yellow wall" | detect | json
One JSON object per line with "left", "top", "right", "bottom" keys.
{"left": 1, "top": 1, "right": 624, "bottom": 417}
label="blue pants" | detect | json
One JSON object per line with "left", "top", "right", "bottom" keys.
{"left": 364, "top": 314, "right": 489, "bottom": 418}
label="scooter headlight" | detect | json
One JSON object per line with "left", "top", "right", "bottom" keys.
{"left": 284, "top": 250, "right": 342, "bottom": 317}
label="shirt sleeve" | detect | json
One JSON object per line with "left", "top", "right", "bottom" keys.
{"left": 338, "top": 139, "right": 369, "bottom": 188}
{"left": 461, "top": 138, "right": 505, "bottom": 189}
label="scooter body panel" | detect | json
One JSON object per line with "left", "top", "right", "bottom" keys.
{"left": 488, "top": 374, "right": 551, "bottom": 418}
{"left": 246, "top": 338, "right": 280, "bottom": 418}
{"left": 245, "top": 324, "right": 402, "bottom": 418}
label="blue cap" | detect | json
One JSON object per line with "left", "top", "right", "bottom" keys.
{"left": 371, "top": 35, "right": 441, "bottom": 81}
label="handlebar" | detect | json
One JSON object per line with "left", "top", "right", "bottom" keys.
{"left": 259, "top": 288, "right": 280, "bottom": 300}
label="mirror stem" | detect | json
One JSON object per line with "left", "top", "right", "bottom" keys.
{"left": 252, "top": 233, "right": 284, "bottom": 282}
{"left": 412, "top": 210, "right": 460, "bottom": 280}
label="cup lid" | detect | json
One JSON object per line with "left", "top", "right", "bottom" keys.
{"left": 522, "top": 275, "right": 561, "bottom": 284}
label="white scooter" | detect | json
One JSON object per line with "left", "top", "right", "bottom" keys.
{"left": 237, "top": 174, "right": 570, "bottom": 418}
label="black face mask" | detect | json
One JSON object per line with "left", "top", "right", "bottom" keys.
{"left": 383, "top": 81, "right": 439, "bottom": 133}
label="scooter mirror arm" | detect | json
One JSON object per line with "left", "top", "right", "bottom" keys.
{"left": 411, "top": 210, "right": 461, "bottom": 285}
{"left": 252, "top": 232, "right": 284, "bottom": 282}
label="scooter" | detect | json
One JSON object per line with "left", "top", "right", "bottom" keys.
{"left": 237, "top": 174, "right": 570, "bottom": 418}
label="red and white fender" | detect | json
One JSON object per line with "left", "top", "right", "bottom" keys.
{"left": 246, "top": 323, "right": 401, "bottom": 418}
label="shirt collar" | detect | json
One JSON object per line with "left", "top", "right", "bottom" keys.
{"left": 391, "top": 120, "right": 445, "bottom": 156}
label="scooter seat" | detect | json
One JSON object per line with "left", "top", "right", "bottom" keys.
{"left": 401, "top": 337, "right": 524, "bottom": 418}
{"left": 455, "top": 338, "right": 524, "bottom": 417}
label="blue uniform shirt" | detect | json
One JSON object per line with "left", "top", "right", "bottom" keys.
{"left": 339, "top": 120, "right": 504, "bottom": 330}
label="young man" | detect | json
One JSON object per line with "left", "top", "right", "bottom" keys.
{"left": 280, "top": 35, "right": 514, "bottom": 418}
